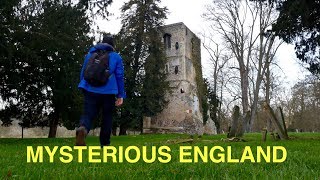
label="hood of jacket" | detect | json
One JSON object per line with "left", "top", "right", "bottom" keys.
{"left": 89, "top": 43, "right": 114, "bottom": 53}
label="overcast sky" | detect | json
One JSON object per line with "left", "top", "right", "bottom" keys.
{"left": 97, "top": 0, "right": 310, "bottom": 87}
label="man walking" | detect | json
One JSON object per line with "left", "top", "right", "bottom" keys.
{"left": 76, "top": 35, "right": 125, "bottom": 146}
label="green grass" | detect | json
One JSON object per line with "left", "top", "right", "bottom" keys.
{"left": 1, "top": 133, "right": 320, "bottom": 179}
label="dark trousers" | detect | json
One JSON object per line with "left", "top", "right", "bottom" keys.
{"left": 80, "top": 90, "right": 115, "bottom": 146}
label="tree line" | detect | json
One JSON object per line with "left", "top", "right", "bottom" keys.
{"left": 0, "top": 0, "right": 169, "bottom": 137}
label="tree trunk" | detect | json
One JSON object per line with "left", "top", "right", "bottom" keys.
{"left": 140, "top": 117, "right": 144, "bottom": 134}
{"left": 48, "top": 119, "right": 58, "bottom": 138}
{"left": 112, "top": 128, "right": 117, "bottom": 136}
{"left": 119, "top": 123, "right": 127, "bottom": 135}
{"left": 217, "top": 87, "right": 223, "bottom": 134}
{"left": 265, "top": 65, "right": 273, "bottom": 132}
{"left": 250, "top": 24, "right": 266, "bottom": 131}
{"left": 212, "top": 47, "right": 219, "bottom": 134}
{"left": 240, "top": 66, "right": 250, "bottom": 131}
{"left": 241, "top": 110, "right": 251, "bottom": 136}
{"left": 250, "top": 72, "right": 264, "bottom": 132}
{"left": 240, "top": 68, "right": 250, "bottom": 114}
{"left": 48, "top": 110, "right": 59, "bottom": 138}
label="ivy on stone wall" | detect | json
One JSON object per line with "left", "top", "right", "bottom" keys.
{"left": 191, "top": 37, "right": 208, "bottom": 124}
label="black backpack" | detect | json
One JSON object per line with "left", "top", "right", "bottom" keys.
{"left": 84, "top": 50, "right": 112, "bottom": 87}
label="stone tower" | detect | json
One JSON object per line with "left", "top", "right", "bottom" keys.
{"left": 143, "top": 22, "right": 204, "bottom": 135}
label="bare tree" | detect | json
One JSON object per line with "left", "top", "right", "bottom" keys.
{"left": 289, "top": 76, "right": 320, "bottom": 132}
{"left": 202, "top": 34, "right": 231, "bottom": 133}
{"left": 203, "top": 0, "right": 257, "bottom": 117}
{"left": 249, "top": 1, "right": 283, "bottom": 130}
{"left": 203, "top": 0, "right": 282, "bottom": 132}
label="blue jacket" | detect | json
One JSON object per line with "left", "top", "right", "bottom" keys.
{"left": 78, "top": 43, "right": 126, "bottom": 98}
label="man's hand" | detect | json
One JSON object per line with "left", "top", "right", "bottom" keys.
{"left": 115, "top": 98, "right": 123, "bottom": 107}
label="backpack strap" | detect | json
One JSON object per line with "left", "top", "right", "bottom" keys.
{"left": 94, "top": 50, "right": 111, "bottom": 68}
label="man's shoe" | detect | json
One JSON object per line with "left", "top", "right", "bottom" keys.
{"left": 75, "top": 126, "right": 87, "bottom": 146}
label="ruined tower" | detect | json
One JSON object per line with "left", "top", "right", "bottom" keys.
{"left": 143, "top": 22, "right": 204, "bottom": 135}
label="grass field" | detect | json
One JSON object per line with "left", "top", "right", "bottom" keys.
{"left": 0, "top": 133, "right": 320, "bottom": 179}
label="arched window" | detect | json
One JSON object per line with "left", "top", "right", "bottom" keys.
{"left": 165, "top": 64, "right": 169, "bottom": 73}
{"left": 175, "top": 42, "right": 179, "bottom": 50}
{"left": 163, "top": 33, "right": 171, "bottom": 49}
{"left": 174, "top": 66, "right": 179, "bottom": 74}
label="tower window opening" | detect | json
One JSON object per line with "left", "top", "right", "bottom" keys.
{"left": 174, "top": 66, "right": 179, "bottom": 74}
{"left": 165, "top": 64, "right": 169, "bottom": 73}
{"left": 163, "top": 33, "right": 171, "bottom": 49}
{"left": 175, "top": 42, "right": 179, "bottom": 50}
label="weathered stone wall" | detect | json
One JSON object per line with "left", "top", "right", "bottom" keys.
{"left": 204, "top": 118, "right": 218, "bottom": 135}
{"left": 0, "top": 120, "right": 77, "bottom": 138}
{"left": 0, "top": 120, "right": 140, "bottom": 138}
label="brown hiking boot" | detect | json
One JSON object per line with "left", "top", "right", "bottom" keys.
{"left": 75, "top": 126, "right": 87, "bottom": 146}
